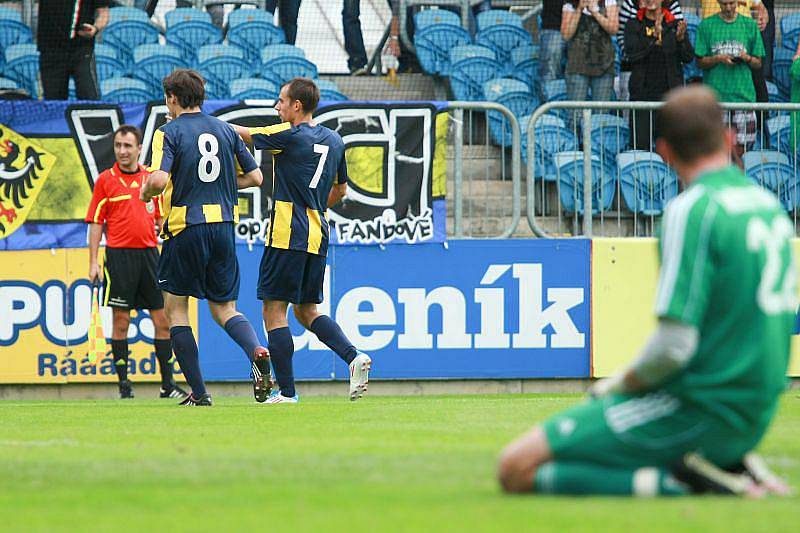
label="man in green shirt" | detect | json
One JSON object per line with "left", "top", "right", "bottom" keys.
{"left": 497, "top": 85, "right": 793, "bottom": 497}
{"left": 696, "top": 0, "right": 765, "bottom": 162}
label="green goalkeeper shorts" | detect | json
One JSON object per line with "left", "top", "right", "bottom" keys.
{"left": 542, "top": 391, "right": 770, "bottom": 469}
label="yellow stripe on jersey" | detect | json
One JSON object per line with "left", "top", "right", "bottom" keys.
{"left": 202, "top": 204, "right": 223, "bottom": 223}
{"left": 250, "top": 122, "right": 291, "bottom": 155}
{"left": 233, "top": 204, "right": 240, "bottom": 223}
{"left": 93, "top": 198, "right": 108, "bottom": 223}
{"left": 306, "top": 208, "right": 322, "bottom": 254}
{"left": 271, "top": 200, "right": 293, "bottom": 249}
{"left": 168, "top": 206, "right": 187, "bottom": 237}
{"left": 160, "top": 175, "right": 175, "bottom": 238}
{"left": 149, "top": 130, "right": 165, "bottom": 172}
{"left": 108, "top": 194, "right": 132, "bottom": 202}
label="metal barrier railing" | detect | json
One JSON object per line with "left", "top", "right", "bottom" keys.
{"left": 526, "top": 101, "right": 800, "bottom": 238}
{"left": 448, "top": 101, "right": 522, "bottom": 239}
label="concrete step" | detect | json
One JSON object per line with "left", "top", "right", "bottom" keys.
{"left": 446, "top": 214, "right": 647, "bottom": 239}
{"left": 321, "top": 73, "right": 440, "bottom": 101}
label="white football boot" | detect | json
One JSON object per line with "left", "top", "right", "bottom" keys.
{"left": 349, "top": 352, "right": 372, "bottom": 401}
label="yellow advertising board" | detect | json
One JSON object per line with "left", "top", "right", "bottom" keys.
{"left": 0, "top": 248, "right": 195, "bottom": 383}
{"left": 592, "top": 238, "right": 800, "bottom": 378}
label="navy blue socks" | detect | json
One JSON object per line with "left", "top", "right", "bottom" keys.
{"left": 111, "top": 339, "right": 128, "bottom": 382}
{"left": 224, "top": 314, "right": 260, "bottom": 362}
{"left": 170, "top": 326, "right": 206, "bottom": 397}
{"left": 268, "top": 326, "right": 295, "bottom": 397}
{"left": 310, "top": 315, "right": 358, "bottom": 364}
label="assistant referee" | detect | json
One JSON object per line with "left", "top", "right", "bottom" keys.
{"left": 86, "top": 125, "right": 186, "bottom": 399}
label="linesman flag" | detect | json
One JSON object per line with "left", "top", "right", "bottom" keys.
{"left": 88, "top": 282, "right": 107, "bottom": 365}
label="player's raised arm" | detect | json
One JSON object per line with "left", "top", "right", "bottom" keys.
{"left": 141, "top": 129, "right": 174, "bottom": 201}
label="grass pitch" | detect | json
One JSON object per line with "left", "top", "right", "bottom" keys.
{"left": 1, "top": 393, "right": 798, "bottom": 532}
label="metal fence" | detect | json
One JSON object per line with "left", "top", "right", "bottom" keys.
{"left": 525, "top": 101, "right": 800, "bottom": 238}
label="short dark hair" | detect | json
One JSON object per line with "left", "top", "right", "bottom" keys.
{"left": 162, "top": 69, "right": 205, "bottom": 108}
{"left": 114, "top": 124, "right": 142, "bottom": 145}
{"left": 285, "top": 78, "right": 320, "bottom": 113}
{"left": 658, "top": 86, "right": 726, "bottom": 164}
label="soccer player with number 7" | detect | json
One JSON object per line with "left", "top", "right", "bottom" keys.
{"left": 140, "top": 69, "right": 271, "bottom": 406}
{"left": 232, "top": 78, "right": 372, "bottom": 404}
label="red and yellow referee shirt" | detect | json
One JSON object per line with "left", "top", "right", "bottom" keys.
{"left": 85, "top": 163, "right": 161, "bottom": 248}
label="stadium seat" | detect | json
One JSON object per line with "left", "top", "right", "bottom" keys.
{"left": 260, "top": 51, "right": 317, "bottom": 86}
{"left": 684, "top": 12, "right": 700, "bottom": 45}
{"left": 763, "top": 115, "right": 796, "bottom": 155}
{"left": 483, "top": 78, "right": 537, "bottom": 147}
{"left": 0, "top": 77, "right": 19, "bottom": 90}
{"left": 475, "top": 10, "right": 531, "bottom": 75}
{"left": 0, "top": 6, "right": 22, "bottom": 20}
{"left": 743, "top": 149, "right": 790, "bottom": 171}
{"left": 198, "top": 44, "right": 253, "bottom": 99}
{"left": 4, "top": 44, "right": 39, "bottom": 98}
{"left": 510, "top": 44, "right": 539, "bottom": 93}
{"left": 476, "top": 9, "right": 524, "bottom": 30}
{"left": 132, "top": 44, "right": 185, "bottom": 96}
{"left": 781, "top": 13, "right": 800, "bottom": 52}
{"left": 229, "top": 77, "right": 280, "bottom": 100}
{"left": 554, "top": 150, "right": 616, "bottom": 214}
{"left": 448, "top": 45, "right": 499, "bottom": 101}
{"left": 542, "top": 79, "right": 569, "bottom": 121}
{"left": 101, "top": 77, "right": 153, "bottom": 103}
{"left": 415, "top": 8, "right": 462, "bottom": 30}
{"left": 617, "top": 151, "right": 678, "bottom": 215}
{"left": 766, "top": 80, "right": 786, "bottom": 103}
{"left": 0, "top": 17, "right": 32, "bottom": 59}
{"left": 227, "top": 9, "right": 285, "bottom": 65}
{"left": 261, "top": 44, "right": 305, "bottom": 62}
{"left": 414, "top": 20, "right": 471, "bottom": 76}
{"left": 94, "top": 44, "right": 126, "bottom": 82}
{"left": 317, "top": 79, "right": 348, "bottom": 101}
{"left": 103, "top": 7, "right": 160, "bottom": 72}
{"left": 522, "top": 114, "right": 578, "bottom": 181}
{"left": 772, "top": 46, "right": 793, "bottom": 97}
{"left": 591, "top": 113, "right": 630, "bottom": 159}
{"left": 747, "top": 161, "right": 795, "bottom": 208}
{"left": 165, "top": 8, "right": 223, "bottom": 65}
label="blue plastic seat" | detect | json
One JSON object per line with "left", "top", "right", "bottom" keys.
{"left": 476, "top": 25, "right": 532, "bottom": 76}
{"left": 227, "top": 9, "right": 285, "bottom": 65}
{"left": 230, "top": 77, "right": 280, "bottom": 100}
{"left": 132, "top": 44, "right": 185, "bottom": 95}
{"left": 4, "top": 43, "right": 39, "bottom": 98}
{"left": 316, "top": 79, "right": 348, "bottom": 101}
{"left": 94, "top": 44, "right": 126, "bottom": 81}
{"left": 510, "top": 44, "right": 539, "bottom": 93}
{"left": 0, "top": 18, "right": 32, "bottom": 54}
{"left": 261, "top": 44, "right": 305, "bottom": 63}
{"left": 747, "top": 162, "right": 795, "bottom": 209}
{"left": 781, "top": 13, "right": 800, "bottom": 52}
{"left": 476, "top": 9, "right": 524, "bottom": 30}
{"left": 101, "top": 77, "right": 153, "bottom": 103}
{"left": 449, "top": 44, "right": 495, "bottom": 64}
{"left": 591, "top": 113, "right": 630, "bottom": 159}
{"left": 684, "top": 13, "right": 700, "bottom": 45}
{"left": 0, "top": 77, "right": 19, "bottom": 90}
{"left": 103, "top": 11, "right": 160, "bottom": 72}
{"left": 449, "top": 53, "right": 500, "bottom": 101}
{"left": 773, "top": 46, "right": 793, "bottom": 97}
{"left": 617, "top": 151, "right": 678, "bottom": 215}
{"left": 543, "top": 79, "right": 567, "bottom": 101}
{"left": 0, "top": 6, "right": 22, "bottom": 20}
{"left": 197, "top": 44, "right": 252, "bottom": 99}
{"left": 483, "top": 78, "right": 537, "bottom": 147}
{"left": 260, "top": 56, "right": 318, "bottom": 85}
{"left": 766, "top": 80, "right": 786, "bottom": 103}
{"left": 522, "top": 115, "right": 578, "bottom": 181}
{"left": 554, "top": 151, "right": 616, "bottom": 214}
{"left": 415, "top": 23, "right": 471, "bottom": 75}
{"left": 414, "top": 9, "right": 462, "bottom": 31}
{"left": 166, "top": 8, "right": 222, "bottom": 65}
{"left": 743, "top": 150, "right": 790, "bottom": 171}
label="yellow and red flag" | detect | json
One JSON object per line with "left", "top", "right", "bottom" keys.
{"left": 87, "top": 283, "right": 107, "bottom": 365}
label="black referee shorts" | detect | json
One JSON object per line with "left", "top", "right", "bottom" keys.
{"left": 103, "top": 247, "right": 164, "bottom": 310}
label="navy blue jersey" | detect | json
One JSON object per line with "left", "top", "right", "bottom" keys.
{"left": 250, "top": 122, "right": 347, "bottom": 256}
{"left": 150, "top": 112, "right": 258, "bottom": 239}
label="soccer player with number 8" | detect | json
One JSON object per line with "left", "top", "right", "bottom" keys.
{"left": 140, "top": 69, "right": 271, "bottom": 406}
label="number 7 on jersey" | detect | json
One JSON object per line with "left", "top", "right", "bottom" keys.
{"left": 309, "top": 143, "right": 329, "bottom": 189}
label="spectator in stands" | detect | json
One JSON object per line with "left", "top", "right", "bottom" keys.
{"left": 625, "top": 0, "right": 693, "bottom": 150}
{"left": 343, "top": 0, "right": 368, "bottom": 75}
{"left": 266, "top": 0, "right": 301, "bottom": 45}
{"left": 131, "top": 1, "right": 225, "bottom": 28}
{"left": 617, "top": 1, "right": 684, "bottom": 100}
{"left": 760, "top": 0, "right": 775, "bottom": 80}
{"left": 38, "top": 0, "right": 109, "bottom": 100}
{"left": 696, "top": 0, "right": 764, "bottom": 163}
{"left": 539, "top": 0, "right": 567, "bottom": 101}
{"left": 561, "top": 0, "right": 619, "bottom": 126}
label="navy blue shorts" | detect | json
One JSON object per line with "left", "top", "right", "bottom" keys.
{"left": 257, "top": 247, "right": 326, "bottom": 304}
{"left": 157, "top": 223, "right": 240, "bottom": 302}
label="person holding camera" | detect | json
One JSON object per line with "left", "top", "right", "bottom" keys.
{"left": 625, "top": 0, "right": 694, "bottom": 150}
{"left": 37, "top": 0, "right": 109, "bottom": 100}
{"left": 696, "top": 0, "right": 764, "bottom": 162}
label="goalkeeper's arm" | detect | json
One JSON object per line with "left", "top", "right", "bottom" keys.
{"left": 591, "top": 319, "right": 698, "bottom": 397}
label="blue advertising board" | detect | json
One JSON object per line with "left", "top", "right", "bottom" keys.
{"left": 198, "top": 239, "right": 591, "bottom": 381}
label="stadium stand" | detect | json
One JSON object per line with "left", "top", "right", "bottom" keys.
{"left": 101, "top": 77, "right": 154, "bottom": 103}
{"left": 165, "top": 7, "right": 223, "bottom": 65}
{"left": 448, "top": 44, "right": 499, "bottom": 101}
{"left": 522, "top": 114, "right": 578, "bottom": 181}
{"left": 260, "top": 45, "right": 318, "bottom": 85}
{"left": 483, "top": 77, "right": 536, "bottom": 147}
{"left": 226, "top": 9, "right": 286, "bottom": 65}
{"left": 413, "top": 9, "right": 471, "bottom": 76}
{"left": 229, "top": 77, "right": 281, "bottom": 100}
{"left": 103, "top": 6, "right": 160, "bottom": 73}
{"left": 317, "top": 79, "right": 349, "bottom": 101}
{"left": 617, "top": 151, "right": 679, "bottom": 216}
{"left": 554, "top": 151, "right": 617, "bottom": 214}
{"left": 509, "top": 44, "right": 539, "bottom": 94}
{"left": 198, "top": 44, "right": 253, "bottom": 99}
{"left": 133, "top": 44, "right": 185, "bottom": 97}
{"left": 4, "top": 43, "right": 39, "bottom": 99}
{"left": 94, "top": 44, "right": 127, "bottom": 83}
{"left": 475, "top": 9, "right": 532, "bottom": 76}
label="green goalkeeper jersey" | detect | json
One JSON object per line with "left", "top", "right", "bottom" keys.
{"left": 655, "top": 165, "right": 796, "bottom": 431}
